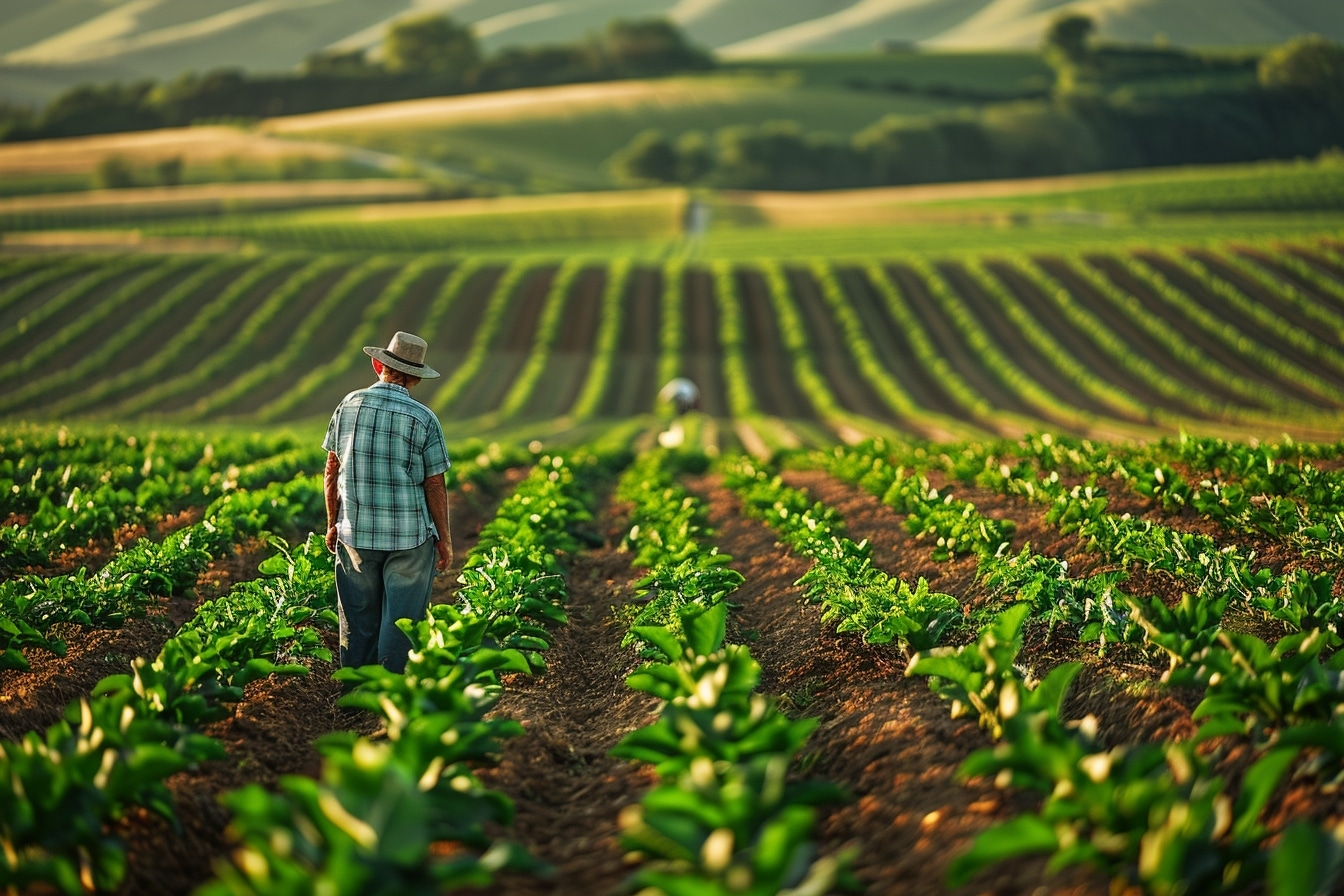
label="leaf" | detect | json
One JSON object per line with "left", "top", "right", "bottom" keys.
{"left": 948, "top": 815, "right": 1058, "bottom": 886}
{"left": 1269, "top": 821, "right": 1344, "bottom": 896}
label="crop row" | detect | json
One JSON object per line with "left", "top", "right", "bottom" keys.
{"left": 5, "top": 241, "right": 1344, "bottom": 443}
{"left": 613, "top": 448, "right": 857, "bottom": 893}
{"left": 203, "top": 454, "right": 597, "bottom": 894}
{"left": 724, "top": 445, "right": 1343, "bottom": 894}
{"left": 1, "top": 476, "right": 332, "bottom": 894}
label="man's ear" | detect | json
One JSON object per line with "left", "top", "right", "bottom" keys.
{"left": 372, "top": 358, "right": 384, "bottom": 376}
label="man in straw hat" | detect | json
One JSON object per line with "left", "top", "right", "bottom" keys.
{"left": 323, "top": 330, "right": 452, "bottom": 673}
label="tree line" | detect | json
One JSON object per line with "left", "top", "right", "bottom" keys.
{"left": 0, "top": 16, "right": 712, "bottom": 143}
{"left": 609, "top": 25, "right": 1344, "bottom": 192}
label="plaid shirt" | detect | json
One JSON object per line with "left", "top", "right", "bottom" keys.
{"left": 322, "top": 382, "right": 450, "bottom": 551}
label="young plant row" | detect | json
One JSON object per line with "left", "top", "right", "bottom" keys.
{"left": 0, "top": 256, "right": 246, "bottom": 416}
{"left": 826, "top": 439, "right": 1344, "bottom": 789}
{"left": 906, "top": 602, "right": 1340, "bottom": 896}
{"left": 202, "top": 455, "right": 595, "bottom": 895}
{"left": 721, "top": 456, "right": 962, "bottom": 659}
{"left": 613, "top": 448, "right": 858, "bottom": 895}
{"left": 1, "top": 432, "right": 318, "bottom": 571}
{"left": 1, "top": 478, "right": 333, "bottom": 895}
{"left": 1118, "top": 254, "right": 1343, "bottom": 408}
{"left": 0, "top": 472, "right": 320, "bottom": 669}
{"left": 114, "top": 256, "right": 349, "bottom": 418}
{"left": 49, "top": 255, "right": 300, "bottom": 419}
{"left": 767, "top": 441, "right": 1344, "bottom": 893}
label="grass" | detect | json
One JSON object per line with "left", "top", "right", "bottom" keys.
{"left": 270, "top": 74, "right": 974, "bottom": 193}
{"left": 113, "top": 157, "right": 1344, "bottom": 259}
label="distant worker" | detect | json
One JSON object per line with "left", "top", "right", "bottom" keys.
{"left": 659, "top": 377, "right": 701, "bottom": 416}
{"left": 323, "top": 330, "right": 452, "bottom": 674}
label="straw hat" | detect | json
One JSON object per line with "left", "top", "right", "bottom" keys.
{"left": 364, "top": 331, "right": 440, "bottom": 379}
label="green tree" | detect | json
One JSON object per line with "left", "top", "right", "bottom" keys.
{"left": 155, "top": 155, "right": 183, "bottom": 186}
{"left": 383, "top": 14, "right": 479, "bottom": 81}
{"left": 609, "top": 129, "right": 679, "bottom": 185}
{"left": 1259, "top": 35, "right": 1344, "bottom": 110}
{"left": 1043, "top": 13, "right": 1095, "bottom": 65}
{"left": 597, "top": 19, "right": 712, "bottom": 76}
{"left": 93, "top": 155, "right": 136, "bottom": 189}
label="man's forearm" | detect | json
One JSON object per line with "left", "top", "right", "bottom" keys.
{"left": 423, "top": 473, "right": 451, "bottom": 544}
{"left": 324, "top": 452, "right": 341, "bottom": 528}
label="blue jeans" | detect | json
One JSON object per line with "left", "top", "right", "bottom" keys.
{"left": 334, "top": 538, "right": 435, "bottom": 673}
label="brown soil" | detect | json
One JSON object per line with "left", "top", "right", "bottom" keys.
{"left": 453, "top": 266, "right": 558, "bottom": 418}
{"left": 682, "top": 266, "right": 730, "bottom": 417}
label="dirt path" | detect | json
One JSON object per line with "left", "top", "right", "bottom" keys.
{"left": 681, "top": 267, "right": 730, "bottom": 417}
{"left": 599, "top": 266, "right": 661, "bottom": 417}
{"left": 734, "top": 267, "right": 814, "bottom": 419}
{"left": 465, "top": 488, "right": 659, "bottom": 896}
{"left": 452, "top": 266, "right": 557, "bottom": 418}
{"left": 521, "top": 266, "right": 606, "bottom": 418}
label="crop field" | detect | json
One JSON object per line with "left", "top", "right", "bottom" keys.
{"left": 3, "top": 235, "right": 1344, "bottom": 447}
{"left": 2, "top": 419, "right": 1344, "bottom": 896}
{"left": 3, "top": 139, "right": 1344, "bottom": 895}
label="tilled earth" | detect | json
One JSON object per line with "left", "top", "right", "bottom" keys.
{"left": 3, "top": 464, "right": 1342, "bottom": 896}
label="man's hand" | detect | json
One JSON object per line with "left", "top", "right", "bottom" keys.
{"left": 326, "top": 525, "right": 338, "bottom": 553}
{"left": 435, "top": 538, "right": 453, "bottom": 572}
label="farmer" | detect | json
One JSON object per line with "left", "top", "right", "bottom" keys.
{"left": 659, "top": 377, "right": 701, "bottom": 417}
{"left": 323, "top": 330, "right": 452, "bottom": 673}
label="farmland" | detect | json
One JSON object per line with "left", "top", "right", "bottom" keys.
{"left": 3, "top": 125, "right": 1344, "bottom": 896}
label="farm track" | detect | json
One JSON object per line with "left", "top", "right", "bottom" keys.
{"left": 451, "top": 266, "right": 557, "bottom": 418}
{"left": 598, "top": 266, "right": 661, "bottom": 417}
{"left": 214, "top": 264, "right": 402, "bottom": 416}
{"left": 834, "top": 266, "right": 976, "bottom": 426}
{"left": 681, "top": 267, "right": 730, "bottom": 417}
{"left": 521, "top": 266, "right": 606, "bottom": 419}
{"left": 784, "top": 267, "right": 896, "bottom": 422}
{"left": 1033, "top": 255, "right": 1253, "bottom": 409}
{"left": 734, "top": 268, "right": 814, "bottom": 419}
{"left": 884, "top": 263, "right": 1035, "bottom": 418}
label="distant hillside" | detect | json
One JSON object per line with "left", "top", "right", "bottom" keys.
{"left": 3, "top": 0, "right": 1344, "bottom": 104}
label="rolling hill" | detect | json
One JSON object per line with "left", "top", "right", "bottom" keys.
{"left": 2, "top": 0, "right": 1343, "bottom": 104}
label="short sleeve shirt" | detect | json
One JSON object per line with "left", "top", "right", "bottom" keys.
{"left": 322, "top": 382, "right": 450, "bottom": 551}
